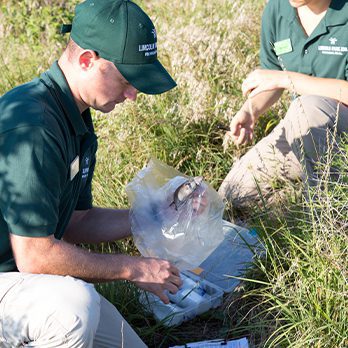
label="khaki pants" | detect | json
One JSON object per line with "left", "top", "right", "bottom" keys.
{"left": 219, "top": 95, "right": 348, "bottom": 207}
{"left": 0, "top": 272, "right": 147, "bottom": 348}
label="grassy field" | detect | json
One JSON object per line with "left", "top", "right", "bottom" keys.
{"left": 1, "top": 0, "right": 347, "bottom": 347}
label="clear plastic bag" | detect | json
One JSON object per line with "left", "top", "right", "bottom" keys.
{"left": 126, "top": 158, "right": 225, "bottom": 270}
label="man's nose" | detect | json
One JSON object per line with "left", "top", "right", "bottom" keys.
{"left": 124, "top": 86, "right": 138, "bottom": 101}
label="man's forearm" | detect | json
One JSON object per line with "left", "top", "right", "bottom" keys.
{"left": 243, "top": 69, "right": 348, "bottom": 106}
{"left": 241, "top": 89, "right": 283, "bottom": 120}
{"left": 10, "top": 233, "right": 182, "bottom": 303}
{"left": 288, "top": 72, "right": 348, "bottom": 106}
{"left": 64, "top": 207, "right": 132, "bottom": 244}
{"left": 11, "top": 233, "right": 134, "bottom": 282}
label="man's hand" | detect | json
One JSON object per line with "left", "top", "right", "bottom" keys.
{"left": 242, "top": 69, "right": 289, "bottom": 98}
{"left": 222, "top": 69, "right": 288, "bottom": 150}
{"left": 129, "top": 257, "right": 182, "bottom": 304}
{"left": 223, "top": 106, "right": 255, "bottom": 148}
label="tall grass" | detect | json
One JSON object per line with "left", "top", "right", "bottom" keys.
{"left": 91, "top": 0, "right": 265, "bottom": 211}
{"left": 225, "top": 137, "right": 348, "bottom": 347}
{"left": 1, "top": 0, "right": 347, "bottom": 347}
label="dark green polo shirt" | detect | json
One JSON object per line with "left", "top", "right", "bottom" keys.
{"left": 0, "top": 61, "right": 98, "bottom": 272}
{"left": 260, "top": 0, "right": 348, "bottom": 80}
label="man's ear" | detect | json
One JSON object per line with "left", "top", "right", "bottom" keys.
{"left": 78, "top": 50, "right": 98, "bottom": 70}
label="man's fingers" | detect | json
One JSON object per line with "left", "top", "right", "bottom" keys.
{"left": 169, "top": 274, "right": 183, "bottom": 288}
{"left": 169, "top": 264, "right": 180, "bottom": 277}
{"left": 165, "top": 281, "right": 180, "bottom": 295}
{"left": 229, "top": 118, "right": 240, "bottom": 136}
{"left": 224, "top": 127, "right": 252, "bottom": 147}
{"left": 158, "top": 291, "right": 170, "bottom": 304}
{"left": 236, "top": 128, "right": 247, "bottom": 145}
{"left": 158, "top": 279, "right": 180, "bottom": 304}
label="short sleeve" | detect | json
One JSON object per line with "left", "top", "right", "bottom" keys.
{"left": 0, "top": 126, "right": 67, "bottom": 236}
{"left": 259, "top": 0, "right": 282, "bottom": 71}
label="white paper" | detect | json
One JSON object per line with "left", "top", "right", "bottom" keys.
{"left": 170, "top": 337, "right": 249, "bottom": 348}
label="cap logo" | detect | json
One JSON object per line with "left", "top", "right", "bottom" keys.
{"left": 138, "top": 42, "right": 157, "bottom": 57}
{"left": 138, "top": 43, "right": 156, "bottom": 52}
{"left": 137, "top": 27, "right": 157, "bottom": 57}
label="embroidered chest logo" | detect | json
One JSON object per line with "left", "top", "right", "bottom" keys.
{"left": 329, "top": 37, "right": 337, "bottom": 45}
{"left": 318, "top": 37, "right": 347, "bottom": 56}
{"left": 82, "top": 156, "right": 90, "bottom": 181}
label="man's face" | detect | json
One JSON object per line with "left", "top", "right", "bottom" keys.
{"left": 79, "top": 57, "right": 138, "bottom": 113}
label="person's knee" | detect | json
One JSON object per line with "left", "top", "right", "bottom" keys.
{"left": 285, "top": 95, "right": 339, "bottom": 136}
{"left": 35, "top": 276, "right": 101, "bottom": 346}
{"left": 218, "top": 163, "right": 266, "bottom": 208}
{"left": 2, "top": 274, "right": 101, "bottom": 347}
{"left": 284, "top": 95, "right": 336, "bottom": 158}
{"left": 55, "top": 277, "right": 101, "bottom": 343}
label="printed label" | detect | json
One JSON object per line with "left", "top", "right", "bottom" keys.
{"left": 70, "top": 156, "right": 79, "bottom": 181}
{"left": 318, "top": 45, "right": 348, "bottom": 56}
{"left": 274, "top": 38, "right": 293, "bottom": 55}
{"left": 138, "top": 42, "right": 157, "bottom": 57}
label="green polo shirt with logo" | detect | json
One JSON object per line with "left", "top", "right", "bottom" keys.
{"left": 260, "top": 0, "right": 348, "bottom": 81}
{"left": 0, "top": 61, "right": 98, "bottom": 272}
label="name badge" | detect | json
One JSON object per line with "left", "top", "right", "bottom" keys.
{"left": 273, "top": 38, "right": 293, "bottom": 56}
{"left": 70, "top": 156, "right": 79, "bottom": 181}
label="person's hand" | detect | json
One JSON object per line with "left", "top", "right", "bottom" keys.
{"left": 242, "top": 69, "right": 289, "bottom": 98}
{"left": 223, "top": 106, "right": 255, "bottom": 149}
{"left": 129, "top": 256, "right": 182, "bottom": 304}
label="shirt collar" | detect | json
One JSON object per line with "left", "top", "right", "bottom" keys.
{"left": 279, "top": 1, "right": 298, "bottom": 24}
{"left": 42, "top": 61, "right": 88, "bottom": 136}
{"left": 325, "top": 0, "right": 348, "bottom": 26}
{"left": 280, "top": 0, "right": 348, "bottom": 27}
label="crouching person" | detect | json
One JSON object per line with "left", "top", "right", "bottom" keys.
{"left": 219, "top": 0, "right": 348, "bottom": 208}
{"left": 0, "top": 1, "right": 181, "bottom": 346}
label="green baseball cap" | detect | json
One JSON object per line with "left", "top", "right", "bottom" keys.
{"left": 61, "top": 0, "right": 176, "bottom": 95}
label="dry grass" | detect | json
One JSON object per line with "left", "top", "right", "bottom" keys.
{"left": 2, "top": 1, "right": 347, "bottom": 347}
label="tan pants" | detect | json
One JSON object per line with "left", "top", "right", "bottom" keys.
{"left": 219, "top": 95, "right": 348, "bottom": 207}
{"left": 0, "top": 272, "right": 147, "bottom": 348}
